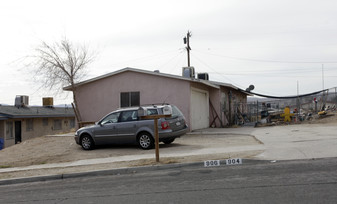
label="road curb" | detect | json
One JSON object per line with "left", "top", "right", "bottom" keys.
{"left": 0, "top": 159, "right": 269, "bottom": 186}
{"left": 187, "top": 132, "right": 253, "bottom": 136}
{"left": 0, "top": 161, "right": 200, "bottom": 185}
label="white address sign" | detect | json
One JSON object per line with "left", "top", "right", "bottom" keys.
{"left": 204, "top": 160, "right": 220, "bottom": 167}
{"left": 225, "top": 158, "right": 242, "bottom": 165}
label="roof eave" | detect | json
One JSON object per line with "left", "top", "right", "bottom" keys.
{"left": 63, "top": 67, "right": 232, "bottom": 91}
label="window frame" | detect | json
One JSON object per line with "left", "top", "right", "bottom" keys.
{"left": 43, "top": 118, "right": 49, "bottom": 126}
{"left": 6, "top": 121, "right": 14, "bottom": 139}
{"left": 26, "top": 119, "right": 34, "bottom": 131}
{"left": 53, "top": 119, "right": 62, "bottom": 130}
{"left": 120, "top": 92, "right": 140, "bottom": 108}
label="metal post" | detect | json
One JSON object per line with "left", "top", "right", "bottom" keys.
{"left": 228, "top": 91, "right": 232, "bottom": 125}
{"left": 256, "top": 101, "right": 259, "bottom": 123}
{"left": 154, "top": 118, "right": 159, "bottom": 162}
{"left": 140, "top": 114, "right": 171, "bottom": 163}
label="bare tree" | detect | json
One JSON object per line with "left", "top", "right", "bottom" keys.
{"left": 32, "top": 37, "right": 95, "bottom": 123}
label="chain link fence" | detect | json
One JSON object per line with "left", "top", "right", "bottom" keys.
{"left": 237, "top": 87, "right": 337, "bottom": 125}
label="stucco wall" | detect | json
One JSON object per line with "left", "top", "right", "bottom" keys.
{"left": 21, "top": 117, "right": 75, "bottom": 141}
{"left": 75, "top": 71, "right": 191, "bottom": 127}
{"left": 73, "top": 70, "right": 248, "bottom": 129}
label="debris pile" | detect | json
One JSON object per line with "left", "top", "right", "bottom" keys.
{"left": 255, "top": 105, "right": 336, "bottom": 127}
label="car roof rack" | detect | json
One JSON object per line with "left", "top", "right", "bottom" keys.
{"left": 115, "top": 103, "right": 170, "bottom": 110}
{"left": 139, "top": 103, "right": 170, "bottom": 107}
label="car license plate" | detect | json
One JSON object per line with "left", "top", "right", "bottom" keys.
{"left": 176, "top": 121, "right": 181, "bottom": 126}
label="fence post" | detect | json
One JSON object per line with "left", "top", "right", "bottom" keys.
{"left": 256, "top": 100, "right": 259, "bottom": 123}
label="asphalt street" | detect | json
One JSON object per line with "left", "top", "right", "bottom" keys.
{"left": 0, "top": 157, "right": 336, "bottom": 204}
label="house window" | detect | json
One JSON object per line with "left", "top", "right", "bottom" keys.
{"left": 54, "top": 119, "right": 62, "bottom": 130}
{"left": 26, "top": 119, "right": 34, "bottom": 131}
{"left": 43, "top": 118, "right": 49, "bottom": 126}
{"left": 6, "top": 122, "right": 13, "bottom": 139}
{"left": 120, "top": 92, "right": 140, "bottom": 108}
{"left": 70, "top": 119, "right": 75, "bottom": 128}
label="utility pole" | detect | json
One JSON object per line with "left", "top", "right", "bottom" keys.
{"left": 297, "top": 81, "right": 300, "bottom": 121}
{"left": 183, "top": 31, "right": 192, "bottom": 67}
{"left": 322, "top": 64, "right": 325, "bottom": 91}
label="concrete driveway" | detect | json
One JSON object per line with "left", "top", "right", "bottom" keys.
{"left": 195, "top": 123, "right": 337, "bottom": 161}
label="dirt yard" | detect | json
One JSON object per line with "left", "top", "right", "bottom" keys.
{"left": 0, "top": 132, "right": 263, "bottom": 179}
{"left": 0, "top": 134, "right": 261, "bottom": 168}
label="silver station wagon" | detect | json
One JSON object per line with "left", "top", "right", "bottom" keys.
{"left": 75, "top": 104, "right": 188, "bottom": 150}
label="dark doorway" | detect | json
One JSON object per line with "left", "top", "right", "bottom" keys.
{"left": 15, "top": 121, "right": 22, "bottom": 144}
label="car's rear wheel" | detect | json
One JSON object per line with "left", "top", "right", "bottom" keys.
{"left": 81, "top": 134, "right": 95, "bottom": 150}
{"left": 138, "top": 132, "right": 154, "bottom": 150}
{"left": 163, "top": 138, "right": 175, "bottom": 144}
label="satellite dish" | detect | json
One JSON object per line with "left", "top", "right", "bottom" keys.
{"left": 246, "top": 85, "right": 255, "bottom": 92}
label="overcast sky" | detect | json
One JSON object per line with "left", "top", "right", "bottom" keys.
{"left": 1, "top": 0, "right": 337, "bottom": 105}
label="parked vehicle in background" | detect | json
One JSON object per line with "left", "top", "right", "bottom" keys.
{"left": 75, "top": 104, "right": 188, "bottom": 150}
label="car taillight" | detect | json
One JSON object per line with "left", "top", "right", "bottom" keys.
{"left": 161, "top": 121, "right": 170, "bottom": 129}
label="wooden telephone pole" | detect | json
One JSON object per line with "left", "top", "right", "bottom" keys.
{"left": 183, "top": 31, "right": 192, "bottom": 66}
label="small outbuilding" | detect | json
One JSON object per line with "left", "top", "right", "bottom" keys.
{"left": 0, "top": 101, "right": 75, "bottom": 149}
{"left": 64, "top": 67, "right": 250, "bottom": 130}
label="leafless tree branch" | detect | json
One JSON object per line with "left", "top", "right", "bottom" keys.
{"left": 30, "top": 37, "right": 96, "bottom": 122}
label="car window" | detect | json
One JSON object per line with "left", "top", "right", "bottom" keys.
{"left": 120, "top": 110, "right": 138, "bottom": 122}
{"left": 147, "top": 109, "right": 158, "bottom": 115}
{"left": 101, "top": 112, "right": 120, "bottom": 125}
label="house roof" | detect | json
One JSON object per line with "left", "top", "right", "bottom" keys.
{"left": 63, "top": 67, "right": 249, "bottom": 94}
{"left": 0, "top": 105, "right": 75, "bottom": 120}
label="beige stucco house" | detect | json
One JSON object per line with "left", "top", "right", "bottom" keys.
{"left": 64, "top": 67, "right": 250, "bottom": 131}
{"left": 0, "top": 105, "right": 75, "bottom": 149}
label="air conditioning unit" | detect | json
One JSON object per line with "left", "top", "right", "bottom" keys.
{"left": 43, "top": 97, "right": 54, "bottom": 107}
{"left": 182, "top": 67, "right": 195, "bottom": 78}
{"left": 15, "top": 95, "right": 29, "bottom": 107}
{"left": 197, "top": 73, "right": 209, "bottom": 80}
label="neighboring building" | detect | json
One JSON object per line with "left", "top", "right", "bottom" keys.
{"left": 64, "top": 67, "right": 250, "bottom": 131}
{"left": 0, "top": 103, "right": 75, "bottom": 149}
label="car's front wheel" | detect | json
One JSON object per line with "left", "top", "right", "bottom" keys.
{"left": 138, "top": 132, "right": 154, "bottom": 150}
{"left": 81, "top": 134, "right": 95, "bottom": 150}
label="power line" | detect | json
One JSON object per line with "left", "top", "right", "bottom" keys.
{"left": 158, "top": 49, "right": 185, "bottom": 71}
{"left": 190, "top": 53, "right": 247, "bottom": 89}
{"left": 168, "top": 51, "right": 186, "bottom": 74}
{"left": 194, "top": 49, "right": 337, "bottom": 64}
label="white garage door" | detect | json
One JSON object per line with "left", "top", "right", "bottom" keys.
{"left": 191, "top": 89, "right": 209, "bottom": 130}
